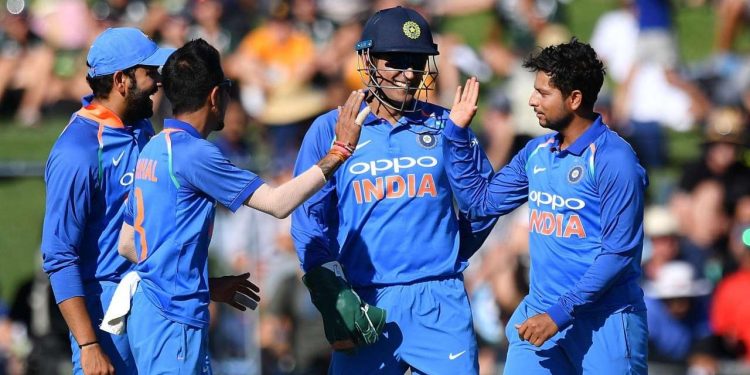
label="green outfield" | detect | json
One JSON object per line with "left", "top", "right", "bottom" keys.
{"left": 0, "top": 0, "right": 719, "bottom": 301}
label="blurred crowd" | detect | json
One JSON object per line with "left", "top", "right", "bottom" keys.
{"left": 3, "top": 0, "right": 750, "bottom": 374}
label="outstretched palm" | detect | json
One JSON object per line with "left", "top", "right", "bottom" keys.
{"left": 449, "top": 77, "right": 480, "bottom": 129}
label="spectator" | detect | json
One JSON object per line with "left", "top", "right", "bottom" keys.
{"left": 227, "top": 0, "right": 325, "bottom": 170}
{"left": 606, "top": 0, "right": 710, "bottom": 168}
{"left": 679, "top": 106, "right": 750, "bottom": 210}
{"left": 188, "top": 0, "right": 231, "bottom": 55}
{"left": 643, "top": 261, "right": 717, "bottom": 373}
{"left": 265, "top": 267, "right": 331, "bottom": 375}
{"left": 212, "top": 100, "right": 254, "bottom": 170}
{"left": 713, "top": 0, "right": 747, "bottom": 76}
{"left": 643, "top": 205, "right": 682, "bottom": 280}
{"left": 672, "top": 180, "right": 732, "bottom": 282}
{"left": 9, "top": 269, "right": 71, "bottom": 374}
{"left": 0, "top": 11, "right": 55, "bottom": 126}
{"left": 477, "top": 88, "right": 532, "bottom": 170}
{"left": 712, "top": 195, "right": 750, "bottom": 364}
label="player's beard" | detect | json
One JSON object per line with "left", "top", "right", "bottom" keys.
{"left": 122, "top": 82, "right": 155, "bottom": 123}
{"left": 542, "top": 110, "right": 574, "bottom": 132}
{"left": 215, "top": 119, "right": 225, "bottom": 132}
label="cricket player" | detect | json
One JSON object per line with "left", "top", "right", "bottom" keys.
{"left": 114, "top": 39, "right": 368, "bottom": 374}
{"left": 443, "top": 40, "right": 649, "bottom": 374}
{"left": 292, "top": 6, "right": 497, "bottom": 374}
{"left": 41, "top": 28, "right": 174, "bottom": 375}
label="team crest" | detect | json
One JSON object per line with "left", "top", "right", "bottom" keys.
{"left": 403, "top": 21, "right": 421, "bottom": 39}
{"left": 567, "top": 165, "right": 584, "bottom": 184}
{"left": 417, "top": 133, "right": 437, "bottom": 149}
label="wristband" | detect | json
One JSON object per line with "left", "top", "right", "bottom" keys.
{"left": 328, "top": 149, "right": 348, "bottom": 163}
{"left": 78, "top": 340, "right": 99, "bottom": 348}
{"left": 331, "top": 144, "right": 352, "bottom": 158}
{"left": 333, "top": 141, "right": 356, "bottom": 154}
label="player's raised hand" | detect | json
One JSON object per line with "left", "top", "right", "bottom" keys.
{"left": 80, "top": 344, "right": 115, "bottom": 375}
{"left": 515, "top": 312, "right": 559, "bottom": 347}
{"left": 449, "top": 77, "right": 480, "bottom": 129}
{"left": 209, "top": 272, "right": 261, "bottom": 311}
{"left": 334, "top": 90, "right": 371, "bottom": 149}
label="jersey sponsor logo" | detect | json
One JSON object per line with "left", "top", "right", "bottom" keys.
{"left": 119, "top": 172, "right": 134, "bottom": 186}
{"left": 533, "top": 165, "right": 546, "bottom": 174}
{"left": 351, "top": 173, "right": 437, "bottom": 203}
{"left": 529, "top": 209, "right": 587, "bottom": 238}
{"left": 348, "top": 156, "right": 439, "bottom": 204}
{"left": 348, "top": 156, "right": 438, "bottom": 176}
{"left": 528, "top": 190, "right": 586, "bottom": 238}
{"left": 135, "top": 158, "right": 159, "bottom": 182}
{"left": 528, "top": 190, "right": 585, "bottom": 211}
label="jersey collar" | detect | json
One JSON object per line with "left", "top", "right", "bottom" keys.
{"left": 554, "top": 115, "right": 606, "bottom": 156}
{"left": 358, "top": 101, "right": 431, "bottom": 127}
{"left": 164, "top": 118, "right": 203, "bottom": 139}
{"left": 77, "top": 95, "right": 125, "bottom": 128}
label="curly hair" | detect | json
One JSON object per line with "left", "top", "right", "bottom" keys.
{"left": 522, "top": 38, "right": 605, "bottom": 110}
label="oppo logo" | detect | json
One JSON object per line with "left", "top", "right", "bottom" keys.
{"left": 349, "top": 156, "right": 438, "bottom": 176}
{"left": 119, "top": 172, "right": 134, "bottom": 186}
{"left": 528, "top": 190, "right": 585, "bottom": 210}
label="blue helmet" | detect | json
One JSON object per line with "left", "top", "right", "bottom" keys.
{"left": 356, "top": 6, "right": 439, "bottom": 56}
{"left": 355, "top": 7, "right": 439, "bottom": 113}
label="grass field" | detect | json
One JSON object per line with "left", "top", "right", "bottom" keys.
{"left": 0, "top": 119, "right": 65, "bottom": 300}
{"left": 0, "top": 0, "right": 718, "bottom": 301}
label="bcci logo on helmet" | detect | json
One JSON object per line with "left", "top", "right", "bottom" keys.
{"left": 403, "top": 21, "right": 421, "bottom": 39}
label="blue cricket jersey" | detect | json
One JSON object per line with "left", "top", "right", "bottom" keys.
{"left": 443, "top": 116, "right": 648, "bottom": 329}
{"left": 291, "top": 101, "right": 497, "bottom": 287}
{"left": 124, "top": 119, "right": 264, "bottom": 328}
{"left": 42, "top": 96, "right": 154, "bottom": 303}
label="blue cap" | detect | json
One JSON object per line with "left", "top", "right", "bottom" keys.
{"left": 356, "top": 6, "right": 438, "bottom": 55}
{"left": 87, "top": 27, "right": 175, "bottom": 77}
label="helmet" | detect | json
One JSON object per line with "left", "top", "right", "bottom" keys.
{"left": 355, "top": 6, "right": 439, "bottom": 112}
{"left": 356, "top": 6, "right": 438, "bottom": 55}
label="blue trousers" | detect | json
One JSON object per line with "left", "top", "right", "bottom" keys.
{"left": 504, "top": 299, "right": 648, "bottom": 375}
{"left": 70, "top": 282, "right": 136, "bottom": 375}
{"left": 330, "top": 276, "right": 478, "bottom": 375}
{"left": 127, "top": 285, "right": 212, "bottom": 374}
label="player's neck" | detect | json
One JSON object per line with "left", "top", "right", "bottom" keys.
{"left": 558, "top": 113, "right": 596, "bottom": 151}
{"left": 90, "top": 97, "right": 126, "bottom": 122}
{"left": 370, "top": 100, "right": 403, "bottom": 126}
{"left": 174, "top": 108, "right": 212, "bottom": 138}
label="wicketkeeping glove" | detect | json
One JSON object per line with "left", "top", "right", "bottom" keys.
{"left": 302, "top": 261, "right": 386, "bottom": 348}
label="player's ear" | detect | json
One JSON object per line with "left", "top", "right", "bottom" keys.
{"left": 568, "top": 90, "right": 583, "bottom": 111}
{"left": 209, "top": 86, "right": 220, "bottom": 111}
{"left": 113, "top": 71, "right": 128, "bottom": 96}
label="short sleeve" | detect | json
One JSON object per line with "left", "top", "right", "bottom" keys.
{"left": 181, "top": 140, "right": 265, "bottom": 212}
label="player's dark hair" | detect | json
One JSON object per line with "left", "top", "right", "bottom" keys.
{"left": 522, "top": 38, "right": 605, "bottom": 110}
{"left": 162, "top": 38, "right": 224, "bottom": 115}
{"left": 86, "top": 67, "right": 137, "bottom": 100}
